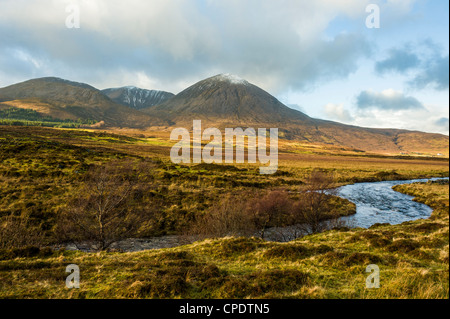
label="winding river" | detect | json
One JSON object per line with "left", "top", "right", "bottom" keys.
{"left": 335, "top": 177, "right": 449, "bottom": 228}
{"left": 67, "top": 177, "right": 449, "bottom": 251}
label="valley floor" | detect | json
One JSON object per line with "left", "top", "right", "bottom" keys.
{"left": 0, "top": 180, "right": 448, "bottom": 299}
{"left": 0, "top": 126, "right": 448, "bottom": 299}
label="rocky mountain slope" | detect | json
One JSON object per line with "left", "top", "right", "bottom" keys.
{"left": 102, "top": 86, "right": 174, "bottom": 110}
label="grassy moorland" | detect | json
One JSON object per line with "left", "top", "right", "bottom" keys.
{"left": 0, "top": 180, "right": 448, "bottom": 299}
{"left": 0, "top": 125, "right": 448, "bottom": 298}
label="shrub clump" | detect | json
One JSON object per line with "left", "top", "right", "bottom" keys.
{"left": 412, "top": 222, "right": 444, "bottom": 233}
{"left": 216, "top": 269, "right": 310, "bottom": 298}
{"left": 136, "top": 274, "right": 189, "bottom": 298}
{"left": 321, "top": 251, "right": 386, "bottom": 266}
{"left": 218, "top": 237, "right": 265, "bottom": 257}
{"left": 387, "top": 239, "right": 420, "bottom": 253}
{"left": 248, "top": 269, "right": 309, "bottom": 294}
{"left": 263, "top": 244, "right": 310, "bottom": 260}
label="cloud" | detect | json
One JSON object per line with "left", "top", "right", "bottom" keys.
{"left": 409, "top": 54, "right": 449, "bottom": 91}
{"left": 435, "top": 117, "right": 449, "bottom": 131}
{"left": 0, "top": 0, "right": 375, "bottom": 93}
{"left": 375, "top": 46, "right": 420, "bottom": 74}
{"left": 374, "top": 40, "right": 449, "bottom": 91}
{"left": 356, "top": 89, "right": 424, "bottom": 111}
{"left": 323, "top": 103, "right": 354, "bottom": 122}
{"left": 351, "top": 107, "right": 449, "bottom": 135}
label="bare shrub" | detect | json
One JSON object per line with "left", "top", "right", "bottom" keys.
{"left": 188, "top": 189, "right": 294, "bottom": 240}
{"left": 188, "top": 192, "right": 256, "bottom": 239}
{"left": 187, "top": 170, "right": 353, "bottom": 241}
{"left": 250, "top": 190, "right": 293, "bottom": 239}
{"left": 290, "top": 169, "right": 349, "bottom": 235}
{"left": 56, "top": 160, "right": 156, "bottom": 251}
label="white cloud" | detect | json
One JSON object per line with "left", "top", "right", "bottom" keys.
{"left": 352, "top": 104, "right": 449, "bottom": 135}
{"left": 323, "top": 103, "right": 354, "bottom": 122}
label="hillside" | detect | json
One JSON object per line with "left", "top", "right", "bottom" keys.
{"left": 0, "top": 77, "right": 166, "bottom": 128}
{"left": 142, "top": 74, "right": 449, "bottom": 156}
{"left": 0, "top": 75, "right": 448, "bottom": 156}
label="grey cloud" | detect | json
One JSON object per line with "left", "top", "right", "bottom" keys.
{"left": 409, "top": 55, "right": 449, "bottom": 91}
{"left": 435, "top": 117, "right": 449, "bottom": 130}
{"left": 375, "top": 46, "right": 420, "bottom": 74}
{"left": 356, "top": 90, "right": 424, "bottom": 111}
{"left": 375, "top": 40, "right": 449, "bottom": 91}
{"left": 0, "top": 0, "right": 373, "bottom": 93}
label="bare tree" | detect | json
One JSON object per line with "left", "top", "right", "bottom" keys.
{"left": 251, "top": 190, "right": 292, "bottom": 239}
{"left": 57, "top": 161, "right": 151, "bottom": 251}
{"left": 292, "top": 169, "right": 337, "bottom": 235}
{"left": 188, "top": 193, "right": 256, "bottom": 239}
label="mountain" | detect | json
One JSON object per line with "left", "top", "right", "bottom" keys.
{"left": 0, "top": 75, "right": 447, "bottom": 155}
{"left": 142, "top": 74, "right": 449, "bottom": 155}
{"left": 102, "top": 86, "right": 174, "bottom": 110}
{"left": 0, "top": 77, "right": 165, "bottom": 127}
{"left": 143, "top": 74, "right": 314, "bottom": 125}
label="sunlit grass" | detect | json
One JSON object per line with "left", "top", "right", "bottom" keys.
{"left": 0, "top": 126, "right": 448, "bottom": 299}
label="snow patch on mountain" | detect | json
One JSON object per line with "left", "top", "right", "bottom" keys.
{"left": 213, "top": 73, "right": 249, "bottom": 85}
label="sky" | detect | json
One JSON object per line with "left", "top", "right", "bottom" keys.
{"left": 0, "top": 0, "right": 448, "bottom": 134}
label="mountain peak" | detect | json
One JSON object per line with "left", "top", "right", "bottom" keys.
{"left": 143, "top": 73, "right": 311, "bottom": 125}
{"left": 210, "top": 73, "right": 249, "bottom": 85}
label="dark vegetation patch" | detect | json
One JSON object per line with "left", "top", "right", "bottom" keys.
{"left": 348, "top": 231, "right": 393, "bottom": 247}
{"left": 321, "top": 250, "right": 394, "bottom": 266}
{"left": 263, "top": 245, "right": 310, "bottom": 260}
{"left": 263, "top": 244, "right": 333, "bottom": 261}
{"left": 409, "top": 249, "right": 434, "bottom": 261}
{"left": 215, "top": 269, "right": 309, "bottom": 299}
{"left": 0, "top": 107, "right": 97, "bottom": 128}
{"left": 193, "top": 163, "right": 247, "bottom": 172}
{"left": 218, "top": 237, "right": 266, "bottom": 257}
{"left": 374, "top": 170, "right": 404, "bottom": 181}
{"left": 412, "top": 222, "right": 445, "bottom": 233}
{"left": 387, "top": 239, "right": 420, "bottom": 253}
{"left": 0, "top": 246, "right": 55, "bottom": 260}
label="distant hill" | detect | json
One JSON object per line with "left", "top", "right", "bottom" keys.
{"left": 102, "top": 86, "right": 174, "bottom": 110}
{"left": 141, "top": 74, "right": 449, "bottom": 155}
{"left": 0, "top": 75, "right": 448, "bottom": 155}
{"left": 0, "top": 77, "right": 166, "bottom": 127}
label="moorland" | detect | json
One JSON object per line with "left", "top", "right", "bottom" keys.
{"left": 0, "top": 125, "right": 448, "bottom": 298}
